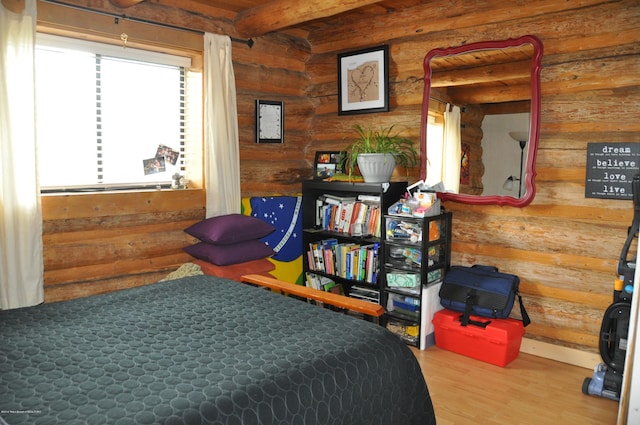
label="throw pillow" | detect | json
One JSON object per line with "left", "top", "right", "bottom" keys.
{"left": 184, "top": 240, "right": 275, "bottom": 266}
{"left": 184, "top": 213, "right": 275, "bottom": 245}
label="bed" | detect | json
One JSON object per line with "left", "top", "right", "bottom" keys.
{"left": 0, "top": 275, "right": 436, "bottom": 425}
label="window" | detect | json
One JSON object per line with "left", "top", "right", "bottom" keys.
{"left": 425, "top": 113, "right": 444, "bottom": 187}
{"left": 35, "top": 34, "right": 202, "bottom": 192}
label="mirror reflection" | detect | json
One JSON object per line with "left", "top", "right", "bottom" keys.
{"left": 420, "top": 35, "right": 543, "bottom": 207}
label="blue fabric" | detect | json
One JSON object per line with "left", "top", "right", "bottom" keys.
{"left": 249, "top": 196, "right": 302, "bottom": 262}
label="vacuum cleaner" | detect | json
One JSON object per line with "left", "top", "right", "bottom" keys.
{"left": 582, "top": 173, "right": 639, "bottom": 401}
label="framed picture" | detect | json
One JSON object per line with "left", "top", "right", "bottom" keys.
{"left": 256, "top": 100, "right": 284, "bottom": 143}
{"left": 338, "top": 45, "right": 389, "bottom": 115}
{"left": 314, "top": 151, "right": 346, "bottom": 180}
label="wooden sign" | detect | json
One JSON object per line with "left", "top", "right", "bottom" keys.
{"left": 585, "top": 143, "right": 640, "bottom": 199}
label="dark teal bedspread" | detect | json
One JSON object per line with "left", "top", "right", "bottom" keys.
{"left": 0, "top": 275, "right": 435, "bottom": 425}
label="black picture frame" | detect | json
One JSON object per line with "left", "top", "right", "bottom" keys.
{"left": 314, "top": 151, "right": 346, "bottom": 180}
{"left": 256, "top": 100, "right": 284, "bottom": 143}
{"left": 338, "top": 45, "right": 389, "bottom": 115}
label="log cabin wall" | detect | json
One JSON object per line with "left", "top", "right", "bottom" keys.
{"left": 35, "top": 0, "right": 639, "bottom": 360}
{"left": 304, "top": 0, "right": 640, "bottom": 357}
{"left": 37, "top": 0, "right": 312, "bottom": 302}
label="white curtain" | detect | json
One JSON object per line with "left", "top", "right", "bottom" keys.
{"left": 0, "top": 0, "right": 44, "bottom": 309}
{"left": 442, "top": 104, "right": 461, "bottom": 193}
{"left": 203, "top": 33, "right": 241, "bottom": 217}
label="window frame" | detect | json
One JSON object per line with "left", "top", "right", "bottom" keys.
{"left": 36, "top": 5, "right": 204, "bottom": 195}
{"left": 424, "top": 108, "right": 445, "bottom": 187}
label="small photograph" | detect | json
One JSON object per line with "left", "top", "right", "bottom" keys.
{"left": 313, "top": 151, "right": 346, "bottom": 180}
{"left": 316, "top": 153, "right": 333, "bottom": 164}
{"left": 143, "top": 157, "right": 166, "bottom": 175}
{"left": 316, "top": 163, "right": 337, "bottom": 179}
{"left": 156, "top": 144, "right": 179, "bottom": 165}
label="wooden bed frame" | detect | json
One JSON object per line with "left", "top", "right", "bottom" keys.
{"left": 241, "top": 273, "right": 384, "bottom": 322}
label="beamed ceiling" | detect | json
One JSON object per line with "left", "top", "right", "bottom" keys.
{"left": 1, "top": 0, "right": 535, "bottom": 105}
{"left": 109, "top": 0, "right": 428, "bottom": 39}
{"left": 4, "top": 0, "right": 430, "bottom": 40}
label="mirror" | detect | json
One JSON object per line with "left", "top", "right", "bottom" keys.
{"left": 419, "top": 35, "right": 543, "bottom": 207}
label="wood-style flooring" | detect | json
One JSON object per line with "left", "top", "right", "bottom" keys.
{"left": 410, "top": 346, "right": 619, "bottom": 425}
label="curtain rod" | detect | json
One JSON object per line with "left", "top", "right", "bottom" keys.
{"left": 40, "top": 0, "right": 254, "bottom": 48}
{"left": 429, "top": 96, "right": 466, "bottom": 112}
{"left": 429, "top": 96, "right": 452, "bottom": 106}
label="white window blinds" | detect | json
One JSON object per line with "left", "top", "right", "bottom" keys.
{"left": 35, "top": 33, "right": 198, "bottom": 191}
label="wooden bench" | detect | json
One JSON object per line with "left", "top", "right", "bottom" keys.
{"left": 240, "top": 274, "right": 384, "bottom": 323}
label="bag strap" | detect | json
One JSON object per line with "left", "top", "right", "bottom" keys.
{"left": 462, "top": 289, "right": 531, "bottom": 328}
{"left": 471, "top": 264, "right": 499, "bottom": 273}
{"left": 460, "top": 285, "right": 531, "bottom": 328}
{"left": 518, "top": 293, "right": 531, "bottom": 327}
{"left": 460, "top": 290, "right": 476, "bottom": 326}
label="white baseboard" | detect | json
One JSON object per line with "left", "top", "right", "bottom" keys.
{"left": 520, "top": 337, "right": 601, "bottom": 370}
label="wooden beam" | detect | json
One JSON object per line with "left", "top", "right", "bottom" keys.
{"left": 449, "top": 83, "right": 532, "bottom": 104}
{"left": 109, "top": 0, "right": 145, "bottom": 7}
{"left": 234, "top": 0, "right": 383, "bottom": 38}
{"left": 2, "top": 0, "right": 24, "bottom": 13}
{"left": 431, "top": 60, "right": 531, "bottom": 88}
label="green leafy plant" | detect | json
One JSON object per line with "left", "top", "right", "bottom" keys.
{"left": 343, "top": 124, "right": 418, "bottom": 177}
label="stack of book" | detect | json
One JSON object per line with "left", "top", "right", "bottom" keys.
{"left": 304, "top": 272, "right": 342, "bottom": 293}
{"left": 306, "top": 238, "right": 380, "bottom": 284}
{"left": 349, "top": 286, "right": 380, "bottom": 304}
{"left": 315, "top": 194, "right": 381, "bottom": 237}
{"left": 387, "top": 293, "right": 421, "bottom": 321}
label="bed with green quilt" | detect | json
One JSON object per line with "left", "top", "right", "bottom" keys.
{"left": 0, "top": 275, "right": 435, "bottom": 425}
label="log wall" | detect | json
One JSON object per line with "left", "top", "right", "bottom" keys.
{"left": 36, "top": 0, "right": 640, "bottom": 356}
{"left": 38, "top": 0, "right": 312, "bottom": 302}
{"left": 43, "top": 190, "right": 204, "bottom": 301}
{"left": 304, "top": 0, "right": 640, "bottom": 354}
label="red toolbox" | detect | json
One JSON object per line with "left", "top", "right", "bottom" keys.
{"left": 432, "top": 308, "right": 525, "bottom": 367}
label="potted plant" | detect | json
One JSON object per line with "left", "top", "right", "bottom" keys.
{"left": 343, "top": 124, "right": 418, "bottom": 183}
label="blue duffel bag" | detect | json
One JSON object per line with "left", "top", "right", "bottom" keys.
{"left": 439, "top": 265, "right": 530, "bottom": 327}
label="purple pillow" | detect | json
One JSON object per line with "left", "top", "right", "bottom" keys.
{"left": 184, "top": 240, "right": 275, "bottom": 266}
{"left": 184, "top": 214, "right": 275, "bottom": 245}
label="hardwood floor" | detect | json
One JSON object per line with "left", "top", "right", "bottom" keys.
{"left": 410, "top": 346, "right": 619, "bottom": 425}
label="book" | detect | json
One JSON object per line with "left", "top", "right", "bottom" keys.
{"left": 324, "top": 193, "right": 357, "bottom": 203}
{"left": 305, "top": 272, "right": 335, "bottom": 292}
{"left": 315, "top": 196, "right": 325, "bottom": 227}
{"left": 349, "top": 287, "right": 380, "bottom": 303}
{"left": 339, "top": 202, "right": 354, "bottom": 233}
{"left": 357, "top": 194, "right": 381, "bottom": 203}
{"left": 362, "top": 243, "right": 379, "bottom": 283}
{"left": 345, "top": 201, "right": 360, "bottom": 234}
{"left": 321, "top": 238, "right": 338, "bottom": 275}
{"left": 306, "top": 250, "right": 316, "bottom": 271}
{"left": 335, "top": 242, "right": 357, "bottom": 278}
{"left": 310, "top": 241, "right": 324, "bottom": 272}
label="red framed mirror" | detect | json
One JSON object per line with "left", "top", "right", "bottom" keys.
{"left": 419, "top": 35, "right": 543, "bottom": 207}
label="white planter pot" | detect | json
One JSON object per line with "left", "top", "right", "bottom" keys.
{"left": 356, "top": 153, "right": 396, "bottom": 183}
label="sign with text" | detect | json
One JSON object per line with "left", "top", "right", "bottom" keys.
{"left": 585, "top": 143, "right": 640, "bottom": 200}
